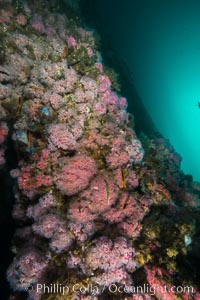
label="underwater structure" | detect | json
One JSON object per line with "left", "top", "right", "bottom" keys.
{"left": 0, "top": 0, "right": 200, "bottom": 299}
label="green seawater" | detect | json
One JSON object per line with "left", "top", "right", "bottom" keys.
{"left": 82, "top": 0, "right": 200, "bottom": 181}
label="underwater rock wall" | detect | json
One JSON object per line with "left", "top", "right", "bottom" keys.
{"left": 0, "top": 0, "right": 200, "bottom": 299}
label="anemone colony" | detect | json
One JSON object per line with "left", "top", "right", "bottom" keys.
{"left": 0, "top": 0, "right": 200, "bottom": 299}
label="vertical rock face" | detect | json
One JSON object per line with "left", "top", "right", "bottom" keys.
{"left": 0, "top": 1, "right": 200, "bottom": 299}
{"left": 0, "top": 121, "right": 8, "bottom": 166}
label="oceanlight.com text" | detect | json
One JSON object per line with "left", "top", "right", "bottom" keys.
{"left": 25, "top": 282, "right": 195, "bottom": 296}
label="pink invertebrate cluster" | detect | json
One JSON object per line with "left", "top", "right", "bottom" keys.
{"left": 55, "top": 154, "right": 98, "bottom": 195}
{"left": 48, "top": 123, "right": 77, "bottom": 151}
{"left": 67, "top": 35, "right": 78, "bottom": 47}
{"left": 7, "top": 250, "right": 49, "bottom": 291}
{"left": 0, "top": 1, "right": 199, "bottom": 300}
